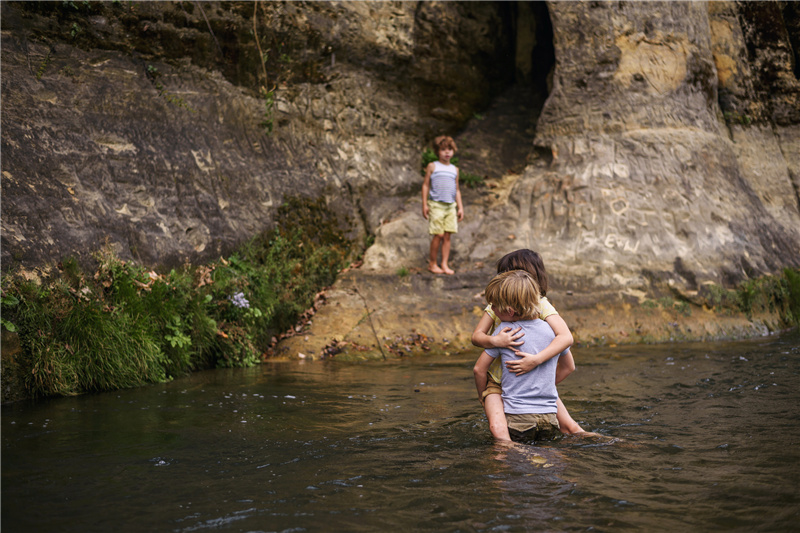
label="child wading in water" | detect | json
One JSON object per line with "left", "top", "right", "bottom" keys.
{"left": 422, "top": 135, "right": 463, "bottom": 275}
{"left": 473, "top": 270, "right": 568, "bottom": 442}
{"left": 472, "top": 249, "right": 587, "bottom": 441}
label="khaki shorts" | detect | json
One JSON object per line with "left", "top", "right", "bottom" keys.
{"left": 480, "top": 373, "right": 502, "bottom": 401}
{"left": 428, "top": 200, "right": 457, "bottom": 235}
{"left": 506, "top": 413, "right": 560, "bottom": 443}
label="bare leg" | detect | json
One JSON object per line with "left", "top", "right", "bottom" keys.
{"left": 484, "top": 393, "right": 511, "bottom": 441}
{"left": 440, "top": 232, "right": 454, "bottom": 274}
{"left": 428, "top": 234, "right": 444, "bottom": 273}
{"left": 556, "top": 396, "right": 584, "bottom": 434}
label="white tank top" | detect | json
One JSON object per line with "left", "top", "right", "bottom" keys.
{"left": 429, "top": 161, "right": 457, "bottom": 203}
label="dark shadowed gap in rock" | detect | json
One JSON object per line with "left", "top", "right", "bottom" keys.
{"left": 783, "top": 2, "right": 800, "bottom": 80}
{"left": 739, "top": 1, "right": 800, "bottom": 125}
{"left": 455, "top": 1, "right": 555, "bottom": 180}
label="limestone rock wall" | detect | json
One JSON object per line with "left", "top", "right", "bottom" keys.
{"left": 523, "top": 0, "right": 800, "bottom": 289}
{"left": 363, "top": 1, "right": 800, "bottom": 299}
{"left": 2, "top": 0, "right": 799, "bottom": 301}
{"left": 1, "top": 1, "right": 513, "bottom": 269}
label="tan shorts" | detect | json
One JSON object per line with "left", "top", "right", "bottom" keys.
{"left": 506, "top": 413, "right": 560, "bottom": 443}
{"left": 480, "top": 373, "right": 502, "bottom": 401}
{"left": 428, "top": 200, "right": 457, "bottom": 235}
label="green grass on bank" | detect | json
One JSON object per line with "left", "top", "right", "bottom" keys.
{"left": 1, "top": 197, "right": 355, "bottom": 399}
{"left": 639, "top": 267, "right": 800, "bottom": 326}
{"left": 739, "top": 267, "right": 800, "bottom": 324}
{"left": 2, "top": 212, "right": 799, "bottom": 400}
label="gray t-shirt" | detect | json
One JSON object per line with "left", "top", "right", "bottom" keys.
{"left": 485, "top": 318, "right": 565, "bottom": 414}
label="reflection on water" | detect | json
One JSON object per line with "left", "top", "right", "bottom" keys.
{"left": 3, "top": 331, "right": 799, "bottom": 531}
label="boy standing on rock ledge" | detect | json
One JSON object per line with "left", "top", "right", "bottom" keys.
{"left": 422, "top": 135, "right": 463, "bottom": 275}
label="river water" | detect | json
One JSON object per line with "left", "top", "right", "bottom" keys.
{"left": 3, "top": 331, "right": 799, "bottom": 532}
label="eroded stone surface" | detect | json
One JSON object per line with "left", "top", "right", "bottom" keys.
{"left": 2, "top": 1, "right": 798, "bottom": 361}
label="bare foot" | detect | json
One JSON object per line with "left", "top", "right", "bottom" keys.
{"left": 442, "top": 266, "right": 455, "bottom": 275}
{"left": 428, "top": 264, "right": 444, "bottom": 274}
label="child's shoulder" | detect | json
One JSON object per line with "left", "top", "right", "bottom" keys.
{"left": 518, "top": 317, "right": 547, "bottom": 330}
{"left": 539, "top": 297, "right": 558, "bottom": 318}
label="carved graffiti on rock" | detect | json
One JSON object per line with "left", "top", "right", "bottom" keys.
{"left": 614, "top": 34, "right": 688, "bottom": 94}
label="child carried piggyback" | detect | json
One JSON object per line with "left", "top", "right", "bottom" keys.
{"left": 472, "top": 249, "right": 586, "bottom": 441}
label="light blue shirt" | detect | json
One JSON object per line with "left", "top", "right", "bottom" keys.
{"left": 485, "top": 318, "right": 564, "bottom": 414}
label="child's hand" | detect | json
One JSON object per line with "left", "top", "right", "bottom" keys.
{"left": 422, "top": 205, "right": 429, "bottom": 220}
{"left": 506, "top": 350, "right": 542, "bottom": 375}
{"left": 493, "top": 326, "right": 524, "bottom": 348}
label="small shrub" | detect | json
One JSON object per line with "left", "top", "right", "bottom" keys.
{"left": 641, "top": 299, "right": 658, "bottom": 309}
{"left": 260, "top": 87, "right": 275, "bottom": 134}
{"left": 674, "top": 300, "right": 692, "bottom": 317}
{"left": 364, "top": 234, "right": 375, "bottom": 249}
{"left": 1, "top": 196, "right": 356, "bottom": 398}
{"left": 421, "top": 147, "right": 437, "bottom": 173}
{"left": 1, "top": 292, "right": 19, "bottom": 332}
{"left": 460, "top": 171, "right": 485, "bottom": 189}
{"left": 699, "top": 269, "right": 800, "bottom": 326}
{"left": 785, "top": 267, "right": 800, "bottom": 325}
{"left": 702, "top": 283, "right": 741, "bottom": 311}
{"left": 36, "top": 51, "right": 52, "bottom": 80}
{"left": 723, "top": 110, "right": 752, "bottom": 126}
{"left": 657, "top": 297, "right": 674, "bottom": 309}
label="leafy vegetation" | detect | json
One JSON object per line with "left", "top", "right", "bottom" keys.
{"left": 260, "top": 86, "right": 275, "bottom": 134}
{"left": 640, "top": 268, "right": 800, "bottom": 326}
{"left": 641, "top": 297, "right": 692, "bottom": 316}
{"left": 733, "top": 267, "right": 800, "bottom": 325}
{"left": 1, "top": 197, "right": 354, "bottom": 398}
{"left": 460, "top": 170, "right": 485, "bottom": 189}
{"left": 35, "top": 50, "right": 52, "bottom": 80}
{"left": 723, "top": 110, "right": 753, "bottom": 126}
{"left": 420, "top": 147, "right": 441, "bottom": 173}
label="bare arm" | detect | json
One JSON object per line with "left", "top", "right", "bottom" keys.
{"left": 555, "top": 350, "right": 575, "bottom": 385}
{"left": 473, "top": 351, "right": 494, "bottom": 402}
{"left": 455, "top": 167, "right": 464, "bottom": 221}
{"left": 471, "top": 312, "right": 523, "bottom": 349}
{"left": 421, "top": 162, "right": 433, "bottom": 219}
{"left": 505, "top": 313, "right": 574, "bottom": 376}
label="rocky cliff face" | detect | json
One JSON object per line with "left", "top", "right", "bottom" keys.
{"left": 529, "top": 0, "right": 800, "bottom": 289}
{"left": 364, "top": 1, "right": 800, "bottom": 290}
{"left": 2, "top": 1, "right": 799, "bottom": 353}
{"left": 1, "top": 1, "right": 516, "bottom": 269}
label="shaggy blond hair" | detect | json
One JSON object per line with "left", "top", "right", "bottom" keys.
{"left": 484, "top": 270, "right": 540, "bottom": 320}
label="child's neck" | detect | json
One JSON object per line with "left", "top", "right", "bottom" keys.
{"left": 438, "top": 157, "right": 451, "bottom": 165}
